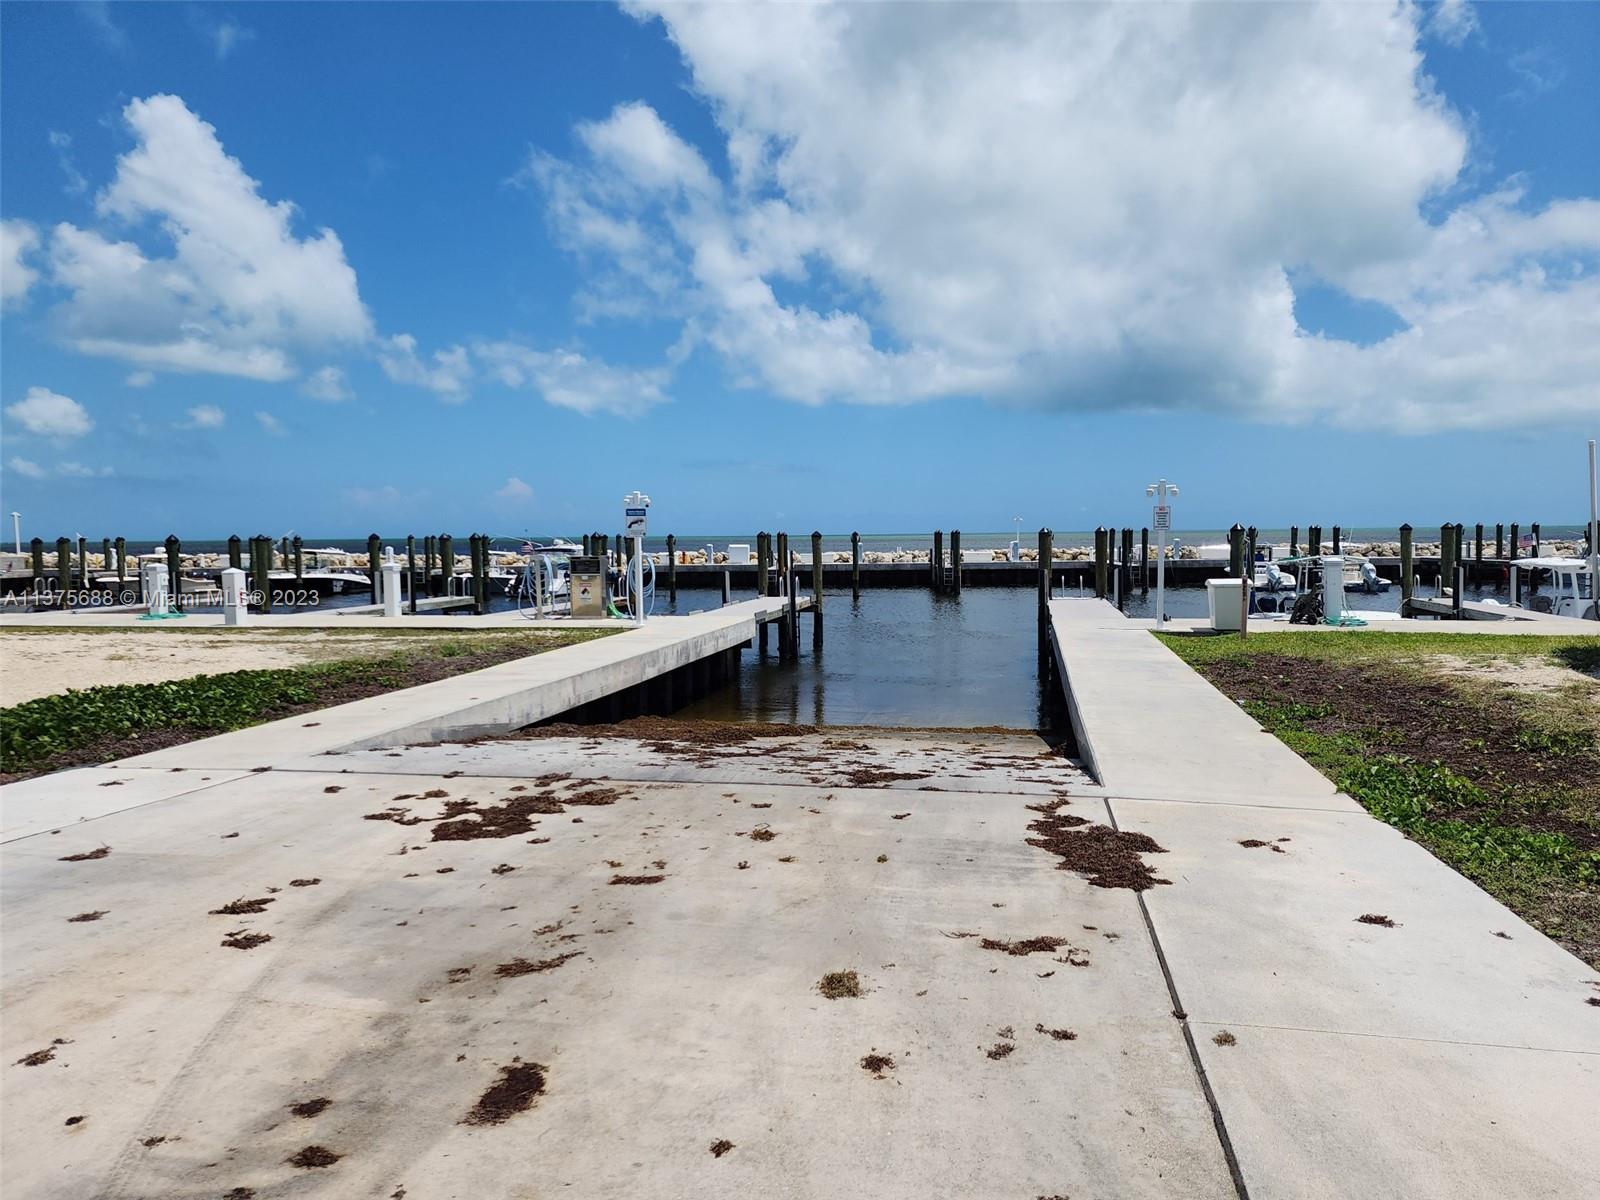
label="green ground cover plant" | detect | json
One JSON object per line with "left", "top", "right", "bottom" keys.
{"left": 1, "top": 629, "right": 611, "bottom": 782}
{"left": 1158, "top": 631, "right": 1600, "bottom": 966}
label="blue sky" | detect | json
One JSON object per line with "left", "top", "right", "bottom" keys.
{"left": 2, "top": 0, "right": 1596, "bottom": 539}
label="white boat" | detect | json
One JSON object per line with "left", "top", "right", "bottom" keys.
{"left": 1341, "top": 556, "right": 1391, "bottom": 594}
{"left": 1506, "top": 557, "right": 1597, "bottom": 620}
{"left": 1250, "top": 559, "right": 1299, "bottom": 613}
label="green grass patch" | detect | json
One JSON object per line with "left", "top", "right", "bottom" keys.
{"left": 1155, "top": 629, "right": 1600, "bottom": 669}
{"left": 1341, "top": 758, "right": 1596, "bottom": 888}
{"left": 0, "top": 629, "right": 611, "bottom": 778}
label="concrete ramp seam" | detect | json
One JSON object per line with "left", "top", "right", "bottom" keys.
{"left": 1103, "top": 795, "right": 1252, "bottom": 1200}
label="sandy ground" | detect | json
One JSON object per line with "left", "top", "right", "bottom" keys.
{"left": 0, "top": 631, "right": 410, "bottom": 706}
{"left": 1426, "top": 652, "right": 1600, "bottom": 693}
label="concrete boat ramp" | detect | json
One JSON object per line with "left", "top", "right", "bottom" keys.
{"left": 2, "top": 601, "right": 1596, "bottom": 1198}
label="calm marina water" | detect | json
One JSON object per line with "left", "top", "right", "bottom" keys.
{"left": 155, "top": 559, "right": 1535, "bottom": 733}
{"left": 663, "top": 579, "right": 1511, "bottom": 730}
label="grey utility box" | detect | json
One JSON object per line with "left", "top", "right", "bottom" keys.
{"left": 568, "top": 556, "right": 606, "bottom": 618}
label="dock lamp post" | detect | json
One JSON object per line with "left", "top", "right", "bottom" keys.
{"left": 1146, "top": 480, "right": 1179, "bottom": 626}
{"left": 623, "top": 490, "right": 651, "bottom": 625}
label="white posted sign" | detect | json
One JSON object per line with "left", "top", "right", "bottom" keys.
{"left": 1153, "top": 505, "right": 1171, "bottom": 530}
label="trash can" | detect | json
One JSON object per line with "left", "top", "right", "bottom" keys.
{"left": 1206, "top": 578, "right": 1244, "bottom": 631}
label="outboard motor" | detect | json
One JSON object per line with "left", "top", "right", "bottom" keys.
{"left": 1360, "top": 559, "right": 1382, "bottom": 594}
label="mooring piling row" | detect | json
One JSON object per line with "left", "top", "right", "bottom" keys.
{"left": 6, "top": 521, "right": 1579, "bottom": 613}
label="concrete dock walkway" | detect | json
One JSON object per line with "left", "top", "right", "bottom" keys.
{"left": 1047, "top": 598, "right": 1600, "bottom": 1197}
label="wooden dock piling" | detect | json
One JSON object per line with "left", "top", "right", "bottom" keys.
{"left": 228, "top": 535, "right": 243, "bottom": 571}
{"left": 1037, "top": 528, "right": 1054, "bottom": 617}
{"left": 811, "top": 530, "right": 824, "bottom": 645}
{"left": 1495, "top": 523, "right": 1505, "bottom": 560}
{"left": 55, "top": 536, "right": 70, "bottom": 600}
{"left": 850, "top": 531, "right": 861, "bottom": 599}
{"left": 1508, "top": 523, "right": 1519, "bottom": 563}
{"left": 472, "top": 534, "right": 489, "bottom": 615}
{"left": 293, "top": 536, "right": 303, "bottom": 583}
{"left": 30, "top": 538, "right": 44, "bottom": 592}
{"left": 115, "top": 537, "right": 127, "bottom": 586}
{"left": 165, "top": 536, "right": 182, "bottom": 611}
{"left": 439, "top": 534, "right": 453, "bottom": 598}
{"left": 756, "top": 531, "right": 770, "bottom": 654}
{"left": 1094, "top": 527, "right": 1108, "bottom": 598}
{"left": 250, "top": 536, "right": 272, "bottom": 613}
{"left": 406, "top": 535, "right": 417, "bottom": 614}
{"left": 932, "top": 530, "right": 944, "bottom": 593}
{"left": 77, "top": 537, "right": 88, "bottom": 591}
{"left": 1531, "top": 522, "right": 1541, "bottom": 557}
{"left": 1290, "top": 526, "right": 1299, "bottom": 557}
{"left": 1400, "top": 524, "right": 1414, "bottom": 609}
{"left": 950, "top": 529, "right": 962, "bottom": 595}
{"left": 810, "top": 531, "right": 824, "bottom": 611}
{"left": 1332, "top": 525, "right": 1342, "bottom": 555}
{"left": 1474, "top": 523, "right": 1484, "bottom": 565}
{"left": 1120, "top": 528, "right": 1134, "bottom": 609}
{"left": 367, "top": 534, "right": 381, "bottom": 602}
{"left": 1227, "top": 524, "right": 1244, "bottom": 578}
{"left": 666, "top": 534, "right": 678, "bottom": 602}
{"left": 1439, "top": 523, "right": 1455, "bottom": 596}
{"left": 1140, "top": 528, "right": 1149, "bottom": 595}
{"left": 775, "top": 532, "right": 792, "bottom": 659}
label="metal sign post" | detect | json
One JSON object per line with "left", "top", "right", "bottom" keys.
{"left": 1145, "top": 480, "right": 1178, "bottom": 626}
{"left": 623, "top": 491, "right": 651, "bottom": 625}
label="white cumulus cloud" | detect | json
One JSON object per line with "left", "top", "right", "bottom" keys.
{"left": 1, "top": 219, "right": 41, "bottom": 309}
{"left": 476, "top": 341, "right": 669, "bottom": 417}
{"left": 7, "top": 457, "right": 48, "bottom": 480}
{"left": 125, "top": 370, "right": 155, "bottom": 388}
{"left": 183, "top": 404, "right": 226, "bottom": 429}
{"left": 519, "top": 1, "right": 1597, "bottom": 431}
{"left": 255, "top": 410, "right": 286, "bottom": 435}
{"left": 5, "top": 386, "right": 94, "bottom": 438}
{"left": 45, "top": 94, "right": 371, "bottom": 382}
{"left": 496, "top": 476, "right": 533, "bottom": 500}
{"left": 1427, "top": 0, "right": 1479, "bottom": 47}
{"left": 56, "top": 461, "right": 115, "bottom": 478}
{"left": 212, "top": 19, "right": 256, "bottom": 61}
{"left": 379, "top": 334, "right": 471, "bottom": 400}
{"left": 301, "top": 364, "right": 354, "bottom": 402}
